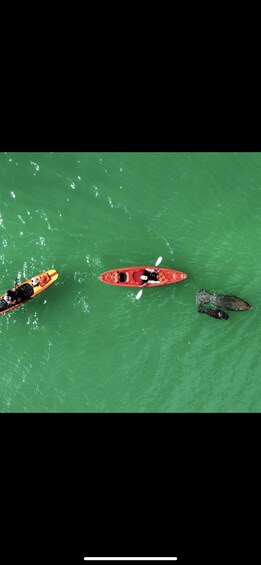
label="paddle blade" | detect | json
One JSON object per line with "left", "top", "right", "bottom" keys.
{"left": 136, "top": 289, "right": 143, "bottom": 300}
{"left": 155, "top": 256, "right": 163, "bottom": 266}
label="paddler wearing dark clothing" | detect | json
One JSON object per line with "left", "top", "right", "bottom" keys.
{"left": 140, "top": 268, "right": 160, "bottom": 285}
{"left": 4, "top": 288, "right": 22, "bottom": 305}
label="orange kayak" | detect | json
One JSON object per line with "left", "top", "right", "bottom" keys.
{"left": 0, "top": 269, "right": 58, "bottom": 314}
{"left": 100, "top": 266, "right": 188, "bottom": 288}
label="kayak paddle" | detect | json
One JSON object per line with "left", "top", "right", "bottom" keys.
{"left": 135, "top": 256, "right": 162, "bottom": 300}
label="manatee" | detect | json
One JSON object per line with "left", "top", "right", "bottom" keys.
{"left": 198, "top": 305, "right": 229, "bottom": 320}
{"left": 196, "top": 289, "right": 252, "bottom": 311}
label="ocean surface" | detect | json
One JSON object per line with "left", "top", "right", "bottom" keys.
{"left": 0, "top": 152, "right": 260, "bottom": 412}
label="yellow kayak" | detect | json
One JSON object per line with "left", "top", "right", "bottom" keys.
{"left": 0, "top": 269, "right": 58, "bottom": 314}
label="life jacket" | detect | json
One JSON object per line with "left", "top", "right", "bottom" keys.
{"left": 148, "top": 271, "right": 158, "bottom": 281}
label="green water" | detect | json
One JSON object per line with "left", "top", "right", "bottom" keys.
{"left": 0, "top": 152, "right": 260, "bottom": 412}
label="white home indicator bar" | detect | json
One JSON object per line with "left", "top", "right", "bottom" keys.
{"left": 84, "top": 559, "right": 178, "bottom": 562}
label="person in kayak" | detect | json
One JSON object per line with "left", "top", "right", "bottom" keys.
{"left": 140, "top": 268, "right": 161, "bottom": 285}
{"left": 31, "top": 276, "right": 41, "bottom": 287}
{"left": 4, "top": 288, "right": 22, "bottom": 306}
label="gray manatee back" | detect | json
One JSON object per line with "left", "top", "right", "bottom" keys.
{"left": 196, "top": 289, "right": 252, "bottom": 311}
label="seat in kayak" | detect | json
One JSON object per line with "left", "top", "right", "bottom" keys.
{"left": 39, "top": 273, "right": 51, "bottom": 286}
{"left": 132, "top": 269, "right": 145, "bottom": 283}
{"left": 119, "top": 272, "right": 128, "bottom": 282}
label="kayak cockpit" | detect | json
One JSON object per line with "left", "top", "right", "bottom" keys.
{"left": 119, "top": 272, "right": 128, "bottom": 283}
{"left": 132, "top": 270, "right": 145, "bottom": 284}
